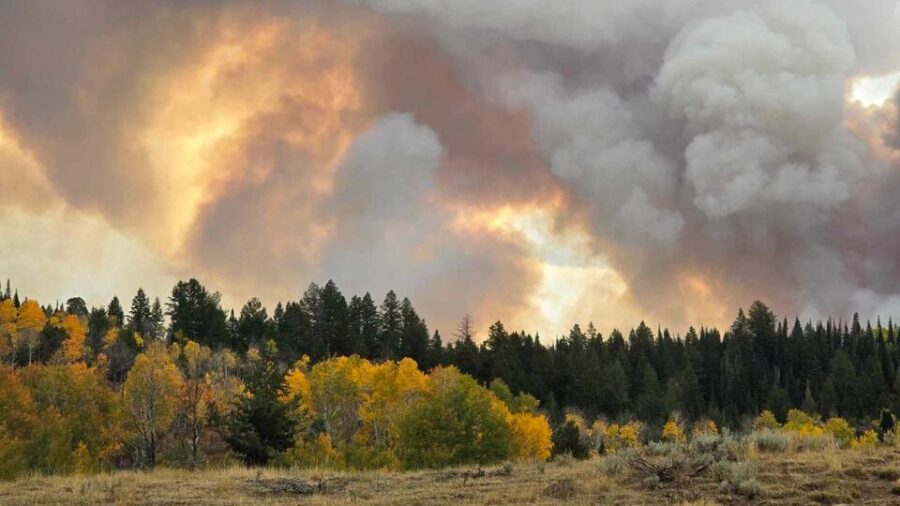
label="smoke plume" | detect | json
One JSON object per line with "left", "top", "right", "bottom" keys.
{"left": 2, "top": 0, "right": 900, "bottom": 336}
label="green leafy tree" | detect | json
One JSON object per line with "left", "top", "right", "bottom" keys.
{"left": 396, "top": 367, "right": 512, "bottom": 468}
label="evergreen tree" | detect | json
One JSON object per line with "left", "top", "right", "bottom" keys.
{"left": 222, "top": 341, "right": 297, "bottom": 466}
{"left": 550, "top": 420, "right": 589, "bottom": 460}
{"left": 128, "top": 289, "right": 152, "bottom": 337}
{"left": 167, "top": 279, "right": 229, "bottom": 349}
{"left": 86, "top": 307, "right": 110, "bottom": 358}
{"left": 65, "top": 297, "right": 88, "bottom": 318}
{"left": 636, "top": 363, "right": 665, "bottom": 424}
{"left": 149, "top": 298, "right": 165, "bottom": 341}
{"left": 400, "top": 297, "right": 429, "bottom": 368}
{"left": 238, "top": 297, "right": 269, "bottom": 352}
{"left": 275, "top": 301, "right": 311, "bottom": 365}
{"left": 300, "top": 283, "right": 326, "bottom": 360}
{"left": 453, "top": 314, "right": 479, "bottom": 378}
{"left": 428, "top": 329, "right": 445, "bottom": 368}
{"left": 378, "top": 291, "right": 402, "bottom": 359}
{"left": 107, "top": 296, "right": 124, "bottom": 327}
{"left": 319, "top": 280, "right": 349, "bottom": 357}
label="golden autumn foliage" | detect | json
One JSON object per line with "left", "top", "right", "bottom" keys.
{"left": 0, "top": 299, "right": 16, "bottom": 362}
{"left": 662, "top": 418, "right": 686, "bottom": 444}
{"left": 0, "top": 363, "right": 121, "bottom": 477}
{"left": 589, "top": 419, "right": 641, "bottom": 454}
{"left": 16, "top": 300, "right": 46, "bottom": 365}
{"left": 59, "top": 314, "right": 88, "bottom": 363}
{"left": 824, "top": 417, "right": 855, "bottom": 447}
{"left": 281, "top": 356, "right": 552, "bottom": 470}
{"left": 123, "top": 343, "right": 184, "bottom": 468}
{"left": 508, "top": 412, "right": 552, "bottom": 460}
{"left": 851, "top": 429, "right": 878, "bottom": 450}
{"left": 692, "top": 419, "right": 718, "bottom": 436}
{"left": 782, "top": 409, "right": 827, "bottom": 444}
{"left": 171, "top": 340, "right": 217, "bottom": 468}
{"left": 753, "top": 410, "right": 780, "bottom": 431}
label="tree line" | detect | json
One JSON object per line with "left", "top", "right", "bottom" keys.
{"left": 1, "top": 278, "right": 899, "bottom": 475}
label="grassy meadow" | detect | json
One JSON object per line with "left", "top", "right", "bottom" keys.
{"left": 2, "top": 442, "right": 899, "bottom": 505}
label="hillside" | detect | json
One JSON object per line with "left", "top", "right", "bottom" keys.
{"left": 3, "top": 445, "right": 899, "bottom": 505}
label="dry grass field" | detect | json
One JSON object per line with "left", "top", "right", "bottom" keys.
{"left": 2, "top": 444, "right": 899, "bottom": 505}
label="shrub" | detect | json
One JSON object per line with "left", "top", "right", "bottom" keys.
{"left": 748, "top": 429, "right": 790, "bottom": 453}
{"left": 551, "top": 420, "right": 590, "bottom": 460}
{"left": 714, "top": 460, "right": 761, "bottom": 498}
{"left": 690, "top": 432, "right": 722, "bottom": 454}
{"left": 879, "top": 409, "right": 895, "bottom": 440}
{"left": 645, "top": 441, "right": 676, "bottom": 456}
{"left": 753, "top": 410, "right": 780, "bottom": 431}
{"left": 883, "top": 430, "right": 900, "bottom": 447}
{"left": 851, "top": 429, "right": 878, "bottom": 450}
{"left": 692, "top": 419, "right": 718, "bottom": 437}
{"left": 793, "top": 432, "right": 836, "bottom": 452}
{"left": 628, "top": 435, "right": 741, "bottom": 485}
{"left": 781, "top": 410, "right": 832, "bottom": 451}
{"left": 662, "top": 418, "right": 686, "bottom": 444}
{"left": 602, "top": 422, "right": 641, "bottom": 453}
{"left": 597, "top": 450, "right": 633, "bottom": 476}
{"left": 783, "top": 409, "right": 819, "bottom": 430}
{"left": 824, "top": 418, "right": 855, "bottom": 447}
{"left": 509, "top": 412, "right": 553, "bottom": 461}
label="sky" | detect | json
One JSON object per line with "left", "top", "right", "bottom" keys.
{"left": 2, "top": 0, "right": 900, "bottom": 340}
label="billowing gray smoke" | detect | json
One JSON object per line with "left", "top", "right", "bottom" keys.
{"left": 351, "top": 0, "right": 900, "bottom": 323}
{"left": 1, "top": 0, "right": 900, "bottom": 334}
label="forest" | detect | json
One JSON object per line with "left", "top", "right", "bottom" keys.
{"left": 1, "top": 278, "right": 899, "bottom": 479}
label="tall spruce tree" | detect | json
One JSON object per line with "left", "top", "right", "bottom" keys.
{"left": 222, "top": 341, "right": 297, "bottom": 466}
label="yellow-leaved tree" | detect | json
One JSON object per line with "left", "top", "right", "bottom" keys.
{"left": 123, "top": 342, "right": 184, "bottom": 468}
{"left": 509, "top": 411, "right": 552, "bottom": 461}
{"left": 16, "top": 299, "right": 46, "bottom": 365}
{"left": 0, "top": 299, "right": 17, "bottom": 364}
{"left": 59, "top": 314, "right": 88, "bottom": 364}
{"left": 172, "top": 340, "right": 214, "bottom": 468}
{"left": 19, "top": 363, "right": 122, "bottom": 474}
{"left": 0, "top": 366, "right": 36, "bottom": 479}
{"left": 283, "top": 357, "right": 551, "bottom": 470}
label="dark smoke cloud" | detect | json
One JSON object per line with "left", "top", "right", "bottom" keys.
{"left": 3, "top": 0, "right": 900, "bottom": 335}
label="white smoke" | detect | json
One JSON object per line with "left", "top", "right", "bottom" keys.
{"left": 352, "top": 0, "right": 900, "bottom": 322}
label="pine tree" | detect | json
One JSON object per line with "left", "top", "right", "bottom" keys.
{"left": 149, "top": 298, "right": 165, "bottom": 341}
{"left": 453, "top": 314, "right": 479, "bottom": 378}
{"left": 222, "top": 341, "right": 297, "bottom": 466}
{"left": 238, "top": 297, "right": 268, "bottom": 351}
{"left": 378, "top": 291, "right": 402, "bottom": 359}
{"left": 400, "top": 298, "right": 429, "bottom": 368}
{"left": 429, "top": 329, "right": 444, "bottom": 368}
{"left": 319, "top": 280, "right": 349, "bottom": 357}
{"left": 167, "top": 279, "right": 228, "bottom": 349}
{"left": 128, "top": 289, "right": 152, "bottom": 337}
{"left": 108, "top": 296, "right": 124, "bottom": 327}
